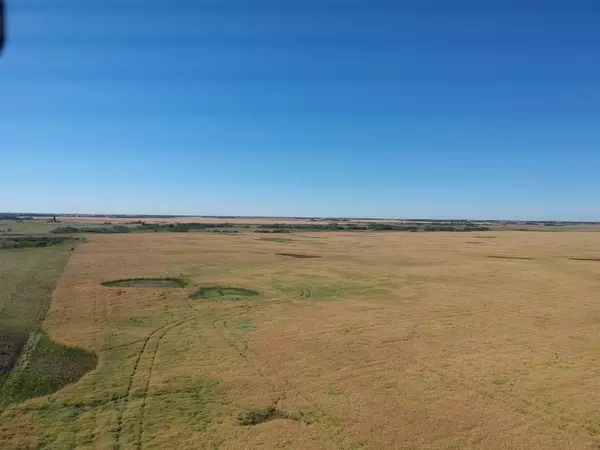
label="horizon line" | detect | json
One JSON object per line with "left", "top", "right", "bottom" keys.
{"left": 2, "top": 212, "right": 599, "bottom": 224}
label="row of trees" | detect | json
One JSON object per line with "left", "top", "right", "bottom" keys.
{"left": 257, "top": 222, "right": 490, "bottom": 232}
{"left": 51, "top": 221, "right": 490, "bottom": 235}
{"left": 51, "top": 225, "right": 132, "bottom": 234}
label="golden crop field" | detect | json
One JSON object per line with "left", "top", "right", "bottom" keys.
{"left": 2, "top": 231, "right": 600, "bottom": 449}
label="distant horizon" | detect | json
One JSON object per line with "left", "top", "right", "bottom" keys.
{"left": 2, "top": 211, "right": 599, "bottom": 224}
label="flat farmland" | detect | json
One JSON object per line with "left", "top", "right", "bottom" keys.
{"left": 2, "top": 231, "right": 600, "bottom": 449}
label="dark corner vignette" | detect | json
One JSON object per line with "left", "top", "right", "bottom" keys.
{"left": 0, "top": 0, "right": 5, "bottom": 54}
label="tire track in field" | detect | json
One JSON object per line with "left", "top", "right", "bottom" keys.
{"left": 134, "top": 315, "right": 199, "bottom": 449}
{"left": 100, "top": 338, "right": 148, "bottom": 352}
{"left": 131, "top": 297, "right": 227, "bottom": 449}
{"left": 103, "top": 291, "right": 208, "bottom": 353}
{"left": 216, "top": 297, "right": 344, "bottom": 449}
{"left": 1, "top": 387, "right": 226, "bottom": 416}
{"left": 214, "top": 303, "right": 284, "bottom": 406}
{"left": 218, "top": 293, "right": 313, "bottom": 400}
{"left": 119, "top": 293, "right": 328, "bottom": 448}
{"left": 114, "top": 317, "right": 196, "bottom": 448}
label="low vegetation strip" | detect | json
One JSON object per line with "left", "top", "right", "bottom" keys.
{"left": 51, "top": 222, "right": 239, "bottom": 234}
{"left": 0, "top": 236, "right": 78, "bottom": 249}
{"left": 0, "top": 247, "right": 71, "bottom": 386}
{"left": 257, "top": 222, "right": 490, "bottom": 232}
{"left": 0, "top": 332, "right": 97, "bottom": 407}
{"left": 258, "top": 237, "right": 295, "bottom": 243}
{"left": 0, "top": 245, "right": 96, "bottom": 406}
{"left": 51, "top": 225, "right": 132, "bottom": 234}
{"left": 50, "top": 221, "right": 490, "bottom": 234}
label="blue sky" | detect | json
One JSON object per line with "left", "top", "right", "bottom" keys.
{"left": 1, "top": 0, "right": 599, "bottom": 219}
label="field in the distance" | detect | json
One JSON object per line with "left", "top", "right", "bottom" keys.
{"left": 7, "top": 215, "right": 600, "bottom": 232}
{"left": 2, "top": 231, "right": 600, "bottom": 449}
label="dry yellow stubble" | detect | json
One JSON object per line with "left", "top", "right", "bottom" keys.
{"left": 2, "top": 231, "right": 600, "bottom": 449}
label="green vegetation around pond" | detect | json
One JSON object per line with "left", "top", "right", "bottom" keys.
{"left": 191, "top": 287, "right": 259, "bottom": 300}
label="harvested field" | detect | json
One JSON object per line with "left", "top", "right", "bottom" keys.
{"left": 2, "top": 231, "right": 600, "bottom": 449}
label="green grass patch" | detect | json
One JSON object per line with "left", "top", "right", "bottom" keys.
{"left": 270, "top": 280, "right": 389, "bottom": 301}
{"left": 0, "top": 332, "right": 97, "bottom": 407}
{"left": 0, "top": 245, "right": 97, "bottom": 407}
{"left": 101, "top": 277, "right": 188, "bottom": 288}
{"left": 190, "top": 287, "right": 259, "bottom": 300}
{"left": 0, "top": 246, "right": 72, "bottom": 390}
{"left": 231, "top": 317, "right": 258, "bottom": 331}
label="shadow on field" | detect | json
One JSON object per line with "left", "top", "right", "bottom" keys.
{"left": 0, "top": 327, "right": 28, "bottom": 377}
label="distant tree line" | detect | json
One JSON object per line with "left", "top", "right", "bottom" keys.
{"left": 51, "top": 225, "right": 132, "bottom": 234}
{"left": 51, "top": 221, "right": 490, "bottom": 235}
{"left": 51, "top": 222, "right": 243, "bottom": 234}
{"left": 136, "top": 222, "right": 233, "bottom": 232}
{"left": 256, "top": 222, "right": 490, "bottom": 232}
{"left": 254, "top": 229, "right": 292, "bottom": 234}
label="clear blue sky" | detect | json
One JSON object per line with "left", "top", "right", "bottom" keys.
{"left": 1, "top": 0, "right": 599, "bottom": 219}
